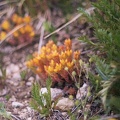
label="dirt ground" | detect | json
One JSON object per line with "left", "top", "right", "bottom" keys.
{"left": 0, "top": 5, "right": 95, "bottom": 120}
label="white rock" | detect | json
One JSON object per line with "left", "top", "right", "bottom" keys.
{"left": 27, "top": 118, "right": 32, "bottom": 120}
{"left": 12, "top": 73, "right": 21, "bottom": 80}
{"left": 6, "top": 64, "right": 20, "bottom": 76}
{"left": 51, "top": 88, "right": 63, "bottom": 100}
{"left": 55, "top": 97, "right": 74, "bottom": 111}
{"left": 40, "top": 88, "right": 63, "bottom": 101}
{"left": 26, "top": 82, "right": 32, "bottom": 86}
{"left": 76, "top": 83, "right": 88, "bottom": 100}
{"left": 62, "top": 112, "right": 67, "bottom": 117}
{"left": 12, "top": 102, "right": 24, "bottom": 108}
{"left": 13, "top": 65, "right": 19, "bottom": 72}
{"left": 28, "top": 77, "right": 34, "bottom": 82}
{"left": 18, "top": 63, "right": 23, "bottom": 68}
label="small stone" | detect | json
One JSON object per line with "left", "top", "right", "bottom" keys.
{"left": 26, "top": 82, "right": 32, "bottom": 86}
{"left": 51, "top": 88, "right": 63, "bottom": 100}
{"left": 40, "top": 88, "right": 63, "bottom": 101}
{"left": 13, "top": 73, "right": 21, "bottom": 80}
{"left": 28, "top": 77, "right": 34, "bottom": 82}
{"left": 0, "top": 87, "right": 8, "bottom": 96}
{"left": 12, "top": 102, "right": 24, "bottom": 108}
{"left": 62, "top": 112, "right": 67, "bottom": 117}
{"left": 6, "top": 64, "right": 20, "bottom": 77}
{"left": 27, "top": 118, "right": 32, "bottom": 120}
{"left": 55, "top": 97, "right": 74, "bottom": 111}
{"left": 13, "top": 66, "right": 19, "bottom": 72}
{"left": 76, "top": 83, "right": 88, "bottom": 100}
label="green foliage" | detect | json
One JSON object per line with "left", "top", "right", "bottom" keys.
{"left": 20, "top": 70, "right": 27, "bottom": 80}
{"left": 30, "top": 78, "right": 53, "bottom": 117}
{"left": 43, "top": 21, "right": 56, "bottom": 42}
{"left": 79, "top": 0, "right": 120, "bottom": 62}
{"left": 79, "top": 0, "right": 120, "bottom": 114}
{"left": 0, "top": 102, "right": 11, "bottom": 119}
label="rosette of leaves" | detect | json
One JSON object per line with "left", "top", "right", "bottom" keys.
{"left": 30, "top": 78, "right": 55, "bottom": 117}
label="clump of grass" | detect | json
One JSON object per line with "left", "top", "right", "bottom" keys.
{"left": 30, "top": 78, "right": 54, "bottom": 118}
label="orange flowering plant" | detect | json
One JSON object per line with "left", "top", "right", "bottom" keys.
{"left": 26, "top": 39, "right": 81, "bottom": 84}
{"left": 0, "top": 14, "right": 35, "bottom": 45}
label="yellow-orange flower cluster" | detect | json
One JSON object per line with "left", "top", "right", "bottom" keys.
{"left": 26, "top": 39, "right": 80, "bottom": 83}
{"left": 0, "top": 14, "right": 35, "bottom": 45}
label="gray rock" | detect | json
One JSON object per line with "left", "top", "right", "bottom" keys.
{"left": 76, "top": 83, "right": 88, "bottom": 100}
{"left": 12, "top": 102, "right": 24, "bottom": 108}
{"left": 26, "top": 82, "right": 32, "bottom": 86}
{"left": 55, "top": 97, "right": 74, "bottom": 111}
{"left": 13, "top": 73, "right": 21, "bottom": 80}
{"left": 40, "top": 88, "right": 63, "bottom": 101}
{"left": 28, "top": 77, "right": 34, "bottom": 82}
{"left": 6, "top": 64, "right": 20, "bottom": 80}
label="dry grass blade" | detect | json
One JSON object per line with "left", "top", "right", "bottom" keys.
{"left": 0, "top": 0, "right": 18, "bottom": 6}
{"left": 0, "top": 16, "right": 37, "bottom": 47}
{"left": 0, "top": 10, "right": 8, "bottom": 16}
{"left": 0, "top": 23, "right": 26, "bottom": 46}
{"left": 44, "top": 7, "right": 95, "bottom": 39}
{"left": 38, "top": 26, "right": 44, "bottom": 54}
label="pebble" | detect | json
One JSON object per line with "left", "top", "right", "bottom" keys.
{"left": 28, "top": 77, "right": 34, "bottom": 82}
{"left": 55, "top": 97, "right": 74, "bottom": 111}
{"left": 6, "top": 64, "right": 20, "bottom": 80}
{"left": 26, "top": 82, "right": 32, "bottom": 86}
{"left": 27, "top": 118, "right": 32, "bottom": 120}
{"left": 13, "top": 65, "right": 19, "bottom": 72}
{"left": 76, "top": 83, "right": 88, "bottom": 100}
{"left": 12, "top": 101, "right": 24, "bottom": 108}
{"left": 40, "top": 88, "right": 63, "bottom": 101}
{"left": 13, "top": 73, "right": 21, "bottom": 80}
{"left": 61, "top": 112, "right": 67, "bottom": 117}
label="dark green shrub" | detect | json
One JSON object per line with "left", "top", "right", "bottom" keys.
{"left": 79, "top": 0, "right": 120, "bottom": 113}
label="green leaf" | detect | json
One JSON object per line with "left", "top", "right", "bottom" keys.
{"left": 0, "top": 102, "right": 11, "bottom": 119}
{"left": 20, "top": 70, "right": 27, "bottom": 80}
{"left": 30, "top": 78, "right": 53, "bottom": 117}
